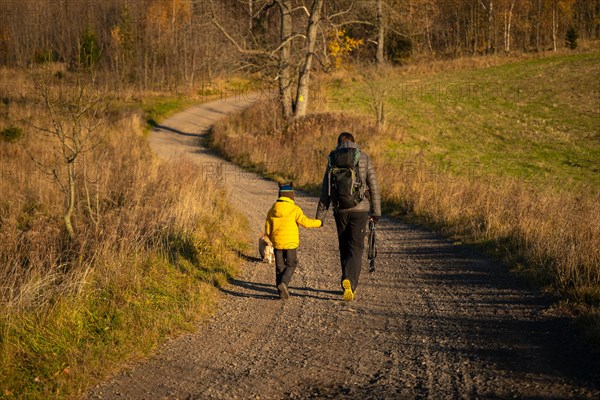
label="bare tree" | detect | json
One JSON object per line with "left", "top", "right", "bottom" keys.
{"left": 361, "top": 65, "right": 397, "bottom": 130}
{"left": 31, "top": 73, "right": 107, "bottom": 240}
{"left": 209, "top": 0, "right": 326, "bottom": 119}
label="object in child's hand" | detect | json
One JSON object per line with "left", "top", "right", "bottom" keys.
{"left": 258, "top": 234, "right": 274, "bottom": 264}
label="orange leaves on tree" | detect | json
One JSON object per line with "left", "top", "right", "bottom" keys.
{"left": 328, "top": 29, "right": 363, "bottom": 70}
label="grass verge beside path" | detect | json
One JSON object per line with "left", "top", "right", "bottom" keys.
{"left": 0, "top": 83, "right": 250, "bottom": 398}
{"left": 209, "top": 51, "right": 600, "bottom": 344}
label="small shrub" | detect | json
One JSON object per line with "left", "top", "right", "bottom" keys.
{"left": 78, "top": 26, "right": 102, "bottom": 69}
{"left": 34, "top": 48, "right": 58, "bottom": 64}
{"left": 565, "top": 27, "right": 579, "bottom": 50}
{"left": 0, "top": 126, "right": 23, "bottom": 142}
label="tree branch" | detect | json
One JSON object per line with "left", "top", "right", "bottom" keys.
{"left": 336, "top": 20, "right": 376, "bottom": 27}
{"left": 291, "top": 5, "right": 310, "bottom": 16}
{"left": 270, "top": 33, "right": 306, "bottom": 57}
{"left": 252, "top": 0, "right": 277, "bottom": 19}
{"left": 209, "top": 0, "right": 270, "bottom": 56}
{"left": 327, "top": 1, "right": 355, "bottom": 20}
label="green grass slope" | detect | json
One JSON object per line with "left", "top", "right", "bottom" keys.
{"left": 325, "top": 52, "right": 600, "bottom": 190}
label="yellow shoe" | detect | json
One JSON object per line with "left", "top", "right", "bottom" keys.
{"left": 342, "top": 279, "right": 354, "bottom": 301}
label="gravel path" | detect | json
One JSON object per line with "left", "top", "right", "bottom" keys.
{"left": 86, "top": 94, "right": 600, "bottom": 399}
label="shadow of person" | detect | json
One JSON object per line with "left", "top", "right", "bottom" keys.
{"left": 237, "top": 251, "right": 263, "bottom": 263}
{"left": 219, "top": 278, "right": 278, "bottom": 300}
{"left": 219, "top": 277, "right": 343, "bottom": 302}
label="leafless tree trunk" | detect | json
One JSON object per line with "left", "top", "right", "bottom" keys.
{"left": 294, "top": 0, "right": 324, "bottom": 118}
{"left": 82, "top": 153, "right": 103, "bottom": 231}
{"left": 552, "top": 0, "right": 558, "bottom": 51}
{"left": 504, "top": 0, "right": 515, "bottom": 53}
{"left": 65, "top": 161, "right": 76, "bottom": 239}
{"left": 425, "top": 6, "right": 433, "bottom": 53}
{"left": 277, "top": 0, "right": 293, "bottom": 119}
{"left": 376, "top": 0, "right": 385, "bottom": 64}
{"left": 480, "top": 0, "right": 494, "bottom": 53}
{"left": 488, "top": 0, "right": 494, "bottom": 53}
{"left": 470, "top": 1, "right": 478, "bottom": 53}
{"left": 536, "top": 0, "right": 543, "bottom": 51}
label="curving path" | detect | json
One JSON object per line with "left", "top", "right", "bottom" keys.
{"left": 86, "top": 94, "right": 600, "bottom": 399}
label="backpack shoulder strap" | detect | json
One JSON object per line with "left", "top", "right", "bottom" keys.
{"left": 353, "top": 149, "right": 361, "bottom": 166}
{"left": 327, "top": 150, "right": 335, "bottom": 168}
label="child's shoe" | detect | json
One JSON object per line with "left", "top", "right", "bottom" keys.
{"left": 342, "top": 279, "right": 354, "bottom": 301}
{"left": 277, "top": 282, "right": 290, "bottom": 300}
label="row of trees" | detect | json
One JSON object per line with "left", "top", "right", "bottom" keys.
{"left": 399, "top": 0, "right": 599, "bottom": 56}
{"left": 0, "top": 0, "right": 238, "bottom": 91}
{"left": 0, "top": 1, "right": 597, "bottom": 115}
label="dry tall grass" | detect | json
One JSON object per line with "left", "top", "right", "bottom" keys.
{"left": 211, "top": 98, "right": 600, "bottom": 337}
{"left": 0, "top": 75, "right": 247, "bottom": 398}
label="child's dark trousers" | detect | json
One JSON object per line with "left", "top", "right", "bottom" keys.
{"left": 274, "top": 249, "right": 298, "bottom": 286}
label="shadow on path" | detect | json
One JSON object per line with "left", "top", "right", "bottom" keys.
{"left": 219, "top": 277, "right": 343, "bottom": 302}
{"left": 396, "top": 222, "right": 600, "bottom": 388}
{"left": 219, "top": 278, "right": 277, "bottom": 300}
{"left": 153, "top": 124, "right": 201, "bottom": 137}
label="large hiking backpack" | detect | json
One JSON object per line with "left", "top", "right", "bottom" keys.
{"left": 328, "top": 147, "right": 364, "bottom": 209}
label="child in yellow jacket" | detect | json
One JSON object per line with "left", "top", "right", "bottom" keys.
{"left": 265, "top": 183, "right": 322, "bottom": 299}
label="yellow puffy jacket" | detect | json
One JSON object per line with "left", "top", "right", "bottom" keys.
{"left": 265, "top": 197, "right": 322, "bottom": 250}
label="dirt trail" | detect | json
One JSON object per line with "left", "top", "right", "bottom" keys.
{"left": 87, "top": 95, "right": 600, "bottom": 399}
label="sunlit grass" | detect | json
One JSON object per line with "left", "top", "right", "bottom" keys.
{"left": 320, "top": 52, "right": 600, "bottom": 190}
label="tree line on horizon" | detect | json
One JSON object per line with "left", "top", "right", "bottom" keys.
{"left": 0, "top": 0, "right": 597, "bottom": 107}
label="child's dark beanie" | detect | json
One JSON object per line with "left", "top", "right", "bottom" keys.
{"left": 279, "top": 184, "right": 294, "bottom": 200}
